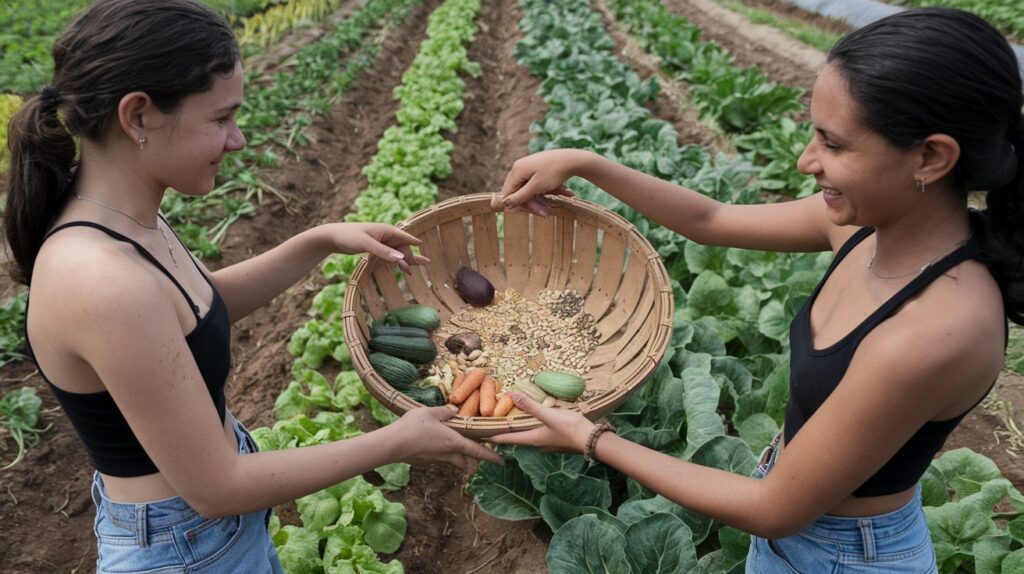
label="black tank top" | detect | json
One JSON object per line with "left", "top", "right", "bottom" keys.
{"left": 786, "top": 226, "right": 998, "bottom": 497}
{"left": 24, "top": 220, "right": 231, "bottom": 477}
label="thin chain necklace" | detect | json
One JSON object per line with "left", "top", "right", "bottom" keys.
{"left": 867, "top": 237, "right": 968, "bottom": 280}
{"left": 74, "top": 192, "right": 178, "bottom": 267}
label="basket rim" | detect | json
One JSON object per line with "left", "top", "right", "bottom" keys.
{"left": 341, "top": 193, "right": 674, "bottom": 435}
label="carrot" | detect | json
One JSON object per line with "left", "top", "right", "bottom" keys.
{"left": 449, "top": 368, "right": 487, "bottom": 405}
{"left": 479, "top": 377, "right": 497, "bottom": 416}
{"left": 458, "top": 389, "right": 481, "bottom": 417}
{"left": 493, "top": 393, "right": 515, "bottom": 417}
{"left": 508, "top": 407, "right": 527, "bottom": 417}
{"left": 450, "top": 372, "right": 466, "bottom": 396}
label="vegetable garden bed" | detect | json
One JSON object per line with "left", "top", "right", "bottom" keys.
{"left": 1, "top": 0, "right": 1022, "bottom": 572}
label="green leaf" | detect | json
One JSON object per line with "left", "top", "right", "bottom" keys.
{"left": 623, "top": 513, "right": 697, "bottom": 574}
{"left": 617, "top": 495, "right": 714, "bottom": 546}
{"left": 691, "top": 435, "right": 758, "bottom": 476}
{"left": 681, "top": 368, "right": 724, "bottom": 458}
{"left": 546, "top": 515, "right": 633, "bottom": 574}
{"left": 273, "top": 525, "right": 323, "bottom": 574}
{"left": 361, "top": 499, "right": 406, "bottom": 553}
{"left": 540, "top": 495, "right": 621, "bottom": 532}
{"left": 514, "top": 446, "right": 587, "bottom": 492}
{"left": 974, "top": 533, "right": 1012, "bottom": 574}
{"left": 466, "top": 459, "right": 542, "bottom": 520}
{"left": 374, "top": 462, "right": 410, "bottom": 491}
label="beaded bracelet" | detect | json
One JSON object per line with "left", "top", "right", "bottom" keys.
{"left": 583, "top": 421, "right": 616, "bottom": 463}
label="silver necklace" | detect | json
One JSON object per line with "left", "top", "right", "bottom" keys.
{"left": 74, "top": 193, "right": 178, "bottom": 267}
{"left": 867, "top": 238, "right": 967, "bottom": 280}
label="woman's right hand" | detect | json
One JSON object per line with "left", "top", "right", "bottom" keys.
{"left": 491, "top": 149, "right": 592, "bottom": 216}
{"left": 390, "top": 405, "right": 503, "bottom": 469}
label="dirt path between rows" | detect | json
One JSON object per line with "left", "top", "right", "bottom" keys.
{"left": 0, "top": 0, "right": 443, "bottom": 570}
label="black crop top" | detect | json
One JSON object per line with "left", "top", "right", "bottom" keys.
{"left": 24, "top": 220, "right": 230, "bottom": 477}
{"left": 786, "top": 226, "right": 999, "bottom": 497}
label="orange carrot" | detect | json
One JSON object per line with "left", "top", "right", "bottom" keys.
{"left": 479, "top": 377, "right": 497, "bottom": 416}
{"left": 450, "top": 368, "right": 487, "bottom": 405}
{"left": 493, "top": 394, "right": 515, "bottom": 417}
{"left": 458, "top": 389, "right": 481, "bottom": 417}
{"left": 508, "top": 406, "right": 526, "bottom": 417}
{"left": 451, "top": 372, "right": 466, "bottom": 395}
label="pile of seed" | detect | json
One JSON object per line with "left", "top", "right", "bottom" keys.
{"left": 439, "top": 288, "right": 599, "bottom": 389}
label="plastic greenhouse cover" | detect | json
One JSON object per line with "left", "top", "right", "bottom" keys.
{"left": 779, "top": 0, "right": 1024, "bottom": 84}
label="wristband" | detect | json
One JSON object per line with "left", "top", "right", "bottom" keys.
{"left": 583, "top": 421, "right": 615, "bottom": 463}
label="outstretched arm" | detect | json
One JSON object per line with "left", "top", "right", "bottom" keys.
{"left": 70, "top": 257, "right": 498, "bottom": 517}
{"left": 496, "top": 149, "right": 836, "bottom": 253}
{"left": 490, "top": 295, "right": 1000, "bottom": 537}
{"left": 210, "top": 222, "right": 429, "bottom": 322}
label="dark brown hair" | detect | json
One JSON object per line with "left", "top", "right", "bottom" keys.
{"left": 829, "top": 8, "right": 1024, "bottom": 325}
{"left": 4, "top": 0, "right": 239, "bottom": 285}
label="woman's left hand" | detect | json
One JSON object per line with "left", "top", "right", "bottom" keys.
{"left": 327, "top": 222, "right": 430, "bottom": 273}
{"left": 488, "top": 392, "right": 595, "bottom": 453}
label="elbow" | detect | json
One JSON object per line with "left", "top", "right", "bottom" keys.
{"left": 743, "top": 484, "right": 814, "bottom": 539}
{"left": 749, "top": 519, "right": 809, "bottom": 540}
{"left": 185, "top": 494, "right": 233, "bottom": 519}
{"left": 179, "top": 480, "right": 240, "bottom": 519}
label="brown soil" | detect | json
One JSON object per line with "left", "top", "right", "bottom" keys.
{"left": 664, "top": 0, "right": 822, "bottom": 113}
{"left": 3, "top": 0, "right": 1022, "bottom": 572}
{"left": 0, "top": 0, "right": 553, "bottom": 572}
{"left": 739, "top": 0, "right": 855, "bottom": 37}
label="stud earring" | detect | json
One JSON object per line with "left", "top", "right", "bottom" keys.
{"left": 916, "top": 178, "right": 926, "bottom": 193}
{"left": 138, "top": 136, "right": 147, "bottom": 151}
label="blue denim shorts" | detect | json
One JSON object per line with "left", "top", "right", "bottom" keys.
{"left": 746, "top": 434, "right": 938, "bottom": 573}
{"left": 91, "top": 414, "right": 285, "bottom": 574}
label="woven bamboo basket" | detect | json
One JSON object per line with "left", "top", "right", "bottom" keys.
{"left": 342, "top": 193, "right": 674, "bottom": 439}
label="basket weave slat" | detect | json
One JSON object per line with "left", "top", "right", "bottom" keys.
{"left": 503, "top": 212, "right": 531, "bottom": 293}
{"left": 594, "top": 254, "right": 647, "bottom": 342}
{"left": 582, "top": 232, "right": 626, "bottom": 320}
{"left": 344, "top": 193, "right": 674, "bottom": 439}
{"left": 593, "top": 286, "right": 655, "bottom": 364}
{"left": 548, "top": 217, "right": 576, "bottom": 291}
{"left": 371, "top": 266, "right": 407, "bottom": 311}
{"left": 357, "top": 276, "right": 388, "bottom": 320}
{"left": 438, "top": 217, "right": 472, "bottom": 277}
{"left": 566, "top": 223, "right": 599, "bottom": 294}
{"left": 524, "top": 214, "right": 557, "bottom": 296}
{"left": 417, "top": 226, "right": 466, "bottom": 314}
{"left": 615, "top": 294, "right": 669, "bottom": 371}
{"left": 470, "top": 212, "right": 506, "bottom": 291}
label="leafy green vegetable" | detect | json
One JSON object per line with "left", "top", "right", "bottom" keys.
{"left": 1, "top": 387, "right": 52, "bottom": 469}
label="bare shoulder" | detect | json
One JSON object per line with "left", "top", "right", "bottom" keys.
{"left": 857, "top": 258, "right": 1005, "bottom": 409}
{"left": 31, "top": 229, "right": 176, "bottom": 342}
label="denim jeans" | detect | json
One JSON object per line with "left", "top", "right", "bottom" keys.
{"left": 745, "top": 435, "right": 938, "bottom": 573}
{"left": 91, "top": 414, "right": 284, "bottom": 573}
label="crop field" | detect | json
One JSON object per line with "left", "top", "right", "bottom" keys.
{"left": 1, "top": 0, "right": 1023, "bottom": 573}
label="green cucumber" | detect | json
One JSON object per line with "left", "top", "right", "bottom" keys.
{"left": 532, "top": 371, "right": 586, "bottom": 400}
{"left": 383, "top": 305, "right": 440, "bottom": 331}
{"left": 368, "top": 335, "right": 438, "bottom": 365}
{"left": 369, "top": 352, "right": 418, "bottom": 390}
{"left": 370, "top": 324, "right": 431, "bottom": 338}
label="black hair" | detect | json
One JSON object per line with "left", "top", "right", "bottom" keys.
{"left": 4, "top": 0, "right": 240, "bottom": 285}
{"left": 829, "top": 7, "right": 1024, "bottom": 325}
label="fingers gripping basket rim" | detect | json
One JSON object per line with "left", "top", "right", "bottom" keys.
{"left": 342, "top": 193, "right": 674, "bottom": 439}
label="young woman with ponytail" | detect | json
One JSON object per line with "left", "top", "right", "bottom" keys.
{"left": 490, "top": 8, "right": 1022, "bottom": 572}
{"left": 4, "top": 1, "right": 498, "bottom": 571}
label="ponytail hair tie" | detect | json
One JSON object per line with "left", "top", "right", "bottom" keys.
{"left": 38, "top": 85, "right": 63, "bottom": 109}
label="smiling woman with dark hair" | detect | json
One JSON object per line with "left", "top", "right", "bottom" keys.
{"left": 4, "top": 1, "right": 499, "bottom": 572}
{"left": 490, "top": 8, "right": 1022, "bottom": 572}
